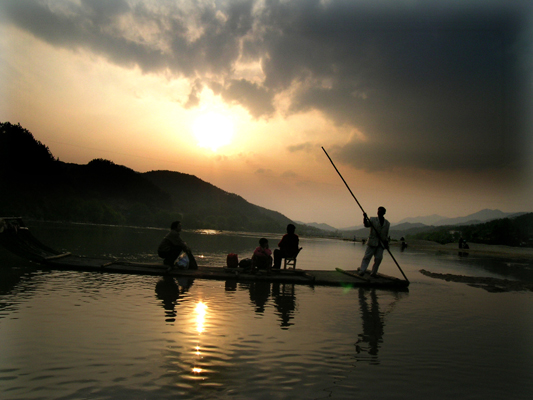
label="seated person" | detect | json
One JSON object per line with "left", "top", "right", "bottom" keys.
{"left": 252, "top": 238, "right": 273, "bottom": 272}
{"left": 158, "top": 221, "right": 198, "bottom": 269}
{"left": 273, "top": 224, "right": 299, "bottom": 269}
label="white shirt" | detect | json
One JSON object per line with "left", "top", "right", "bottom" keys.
{"left": 366, "top": 217, "right": 390, "bottom": 247}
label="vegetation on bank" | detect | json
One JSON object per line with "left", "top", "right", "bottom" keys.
{"left": 0, "top": 122, "right": 333, "bottom": 236}
{"left": 406, "top": 213, "right": 533, "bottom": 247}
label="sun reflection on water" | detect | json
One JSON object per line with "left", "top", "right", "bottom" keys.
{"left": 195, "top": 301, "right": 207, "bottom": 333}
{"left": 194, "top": 229, "right": 220, "bottom": 235}
{"left": 192, "top": 301, "right": 208, "bottom": 375}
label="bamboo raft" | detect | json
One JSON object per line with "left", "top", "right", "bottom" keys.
{"left": 0, "top": 218, "right": 409, "bottom": 289}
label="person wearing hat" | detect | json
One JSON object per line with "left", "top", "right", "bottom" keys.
{"left": 358, "top": 206, "right": 390, "bottom": 277}
{"left": 158, "top": 220, "right": 198, "bottom": 269}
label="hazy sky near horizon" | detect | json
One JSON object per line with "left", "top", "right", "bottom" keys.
{"left": 1, "top": 0, "right": 532, "bottom": 228}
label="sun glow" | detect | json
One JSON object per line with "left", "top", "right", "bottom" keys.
{"left": 192, "top": 302, "right": 207, "bottom": 376}
{"left": 195, "top": 301, "right": 207, "bottom": 333}
{"left": 192, "top": 112, "right": 234, "bottom": 151}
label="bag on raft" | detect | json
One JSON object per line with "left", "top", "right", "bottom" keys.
{"left": 226, "top": 253, "right": 239, "bottom": 268}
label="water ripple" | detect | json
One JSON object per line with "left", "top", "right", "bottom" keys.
{"left": 2, "top": 237, "right": 533, "bottom": 400}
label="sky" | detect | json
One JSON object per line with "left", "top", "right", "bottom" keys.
{"left": 1, "top": 0, "right": 532, "bottom": 229}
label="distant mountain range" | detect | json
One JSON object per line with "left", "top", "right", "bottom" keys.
{"left": 294, "top": 221, "right": 339, "bottom": 232}
{"left": 299, "top": 209, "right": 529, "bottom": 240}
{"left": 309, "top": 209, "right": 525, "bottom": 231}
{"left": 395, "top": 209, "right": 526, "bottom": 227}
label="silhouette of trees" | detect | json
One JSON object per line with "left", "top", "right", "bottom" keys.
{"left": 408, "top": 213, "right": 533, "bottom": 247}
{"left": 0, "top": 121, "right": 299, "bottom": 233}
{"left": 0, "top": 122, "right": 56, "bottom": 182}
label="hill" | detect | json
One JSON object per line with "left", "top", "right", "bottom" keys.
{"left": 406, "top": 213, "right": 533, "bottom": 247}
{"left": 294, "top": 221, "right": 338, "bottom": 232}
{"left": 336, "top": 210, "right": 529, "bottom": 242}
{"left": 397, "top": 214, "right": 446, "bottom": 225}
{"left": 0, "top": 122, "right": 307, "bottom": 233}
{"left": 397, "top": 209, "right": 525, "bottom": 226}
{"left": 143, "top": 170, "right": 293, "bottom": 232}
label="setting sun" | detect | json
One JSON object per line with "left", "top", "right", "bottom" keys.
{"left": 192, "top": 113, "right": 234, "bottom": 151}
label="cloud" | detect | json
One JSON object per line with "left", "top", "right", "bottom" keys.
{"left": 184, "top": 79, "right": 203, "bottom": 109}
{"left": 80, "top": 0, "right": 130, "bottom": 24}
{"left": 281, "top": 170, "right": 297, "bottom": 179}
{"left": 2, "top": 0, "right": 531, "bottom": 172}
{"left": 287, "top": 142, "right": 314, "bottom": 153}
{"left": 220, "top": 78, "right": 275, "bottom": 118}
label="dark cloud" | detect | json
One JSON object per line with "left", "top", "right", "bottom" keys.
{"left": 220, "top": 79, "right": 275, "bottom": 118}
{"left": 2, "top": 0, "right": 531, "bottom": 172}
{"left": 255, "top": 1, "right": 530, "bottom": 171}
{"left": 80, "top": 0, "right": 130, "bottom": 24}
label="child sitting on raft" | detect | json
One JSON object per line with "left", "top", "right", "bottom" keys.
{"left": 252, "top": 238, "right": 273, "bottom": 273}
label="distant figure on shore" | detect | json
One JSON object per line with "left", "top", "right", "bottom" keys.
{"left": 273, "top": 224, "right": 300, "bottom": 269}
{"left": 158, "top": 221, "right": 198, "bottom": 269}
{"left": 252, "top": 238, "right": 273, "bottom": 273}
{"left": 400, "top": 237, "right": 407, "bottom": 251}
{"left": 358, "top": 207, "right": 390, "bottom": 277}
{"left": 459, "top": 238, "right": 469, "bottom": 250}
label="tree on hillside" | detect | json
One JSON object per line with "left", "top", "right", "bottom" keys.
{"left": 407, "top": 213, "right": 533, "bottom": 247}
{"left": 0, "top": 122, "right": 336, "bottom": 235}
{"left": 0, "top": 122, "right": 56, "bottom": 180}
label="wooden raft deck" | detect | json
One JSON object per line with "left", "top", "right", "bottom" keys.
{"left": 39, "top": 254, "right": 408, "bottom": 289}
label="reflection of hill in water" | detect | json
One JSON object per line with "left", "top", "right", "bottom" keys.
{"left": 0, "top": 253, "right": 44, "bottom": 317}
{"left": 0, "top": 257, "right": 27, "bottom": 295}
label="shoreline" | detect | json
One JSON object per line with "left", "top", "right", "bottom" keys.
{"left": 393, "top": 240, "right": 533, "bottom": 260}
{"left": 419, "top": 269, "right": 533, "bottom": 292}
{"left": 402, "top": 240, "right": 533, "bottom": 292}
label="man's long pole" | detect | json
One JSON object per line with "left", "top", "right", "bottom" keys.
{"left": 321, "top": 147, "right": 409, "bottom": 283}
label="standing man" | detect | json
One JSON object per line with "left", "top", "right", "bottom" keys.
{"left": 358, "top": 206, "right": 390, "bottom": 277}
{"left": 158, "top": 220, "right": 198, "bottom": 269}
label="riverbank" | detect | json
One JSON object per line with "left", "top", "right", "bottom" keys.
{"left": 396, "top": 240, "right": 533, "bottom": 260}
{"left": 419, "top": 269, "right": 533, "bottom": 292}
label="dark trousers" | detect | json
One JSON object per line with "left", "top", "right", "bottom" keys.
{"left": 273, "top": 249, "right": 297, "bottom": 269}
{"left": 158, "top": 246, "right": 183, "bottom": 266}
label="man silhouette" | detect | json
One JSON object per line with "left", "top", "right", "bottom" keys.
{"left": 358, "top": 207, "right": 390, "bottom": 277}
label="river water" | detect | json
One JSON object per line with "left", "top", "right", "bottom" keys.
{"left": 1, "top": 221, "right": 532, "bottom": 399}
